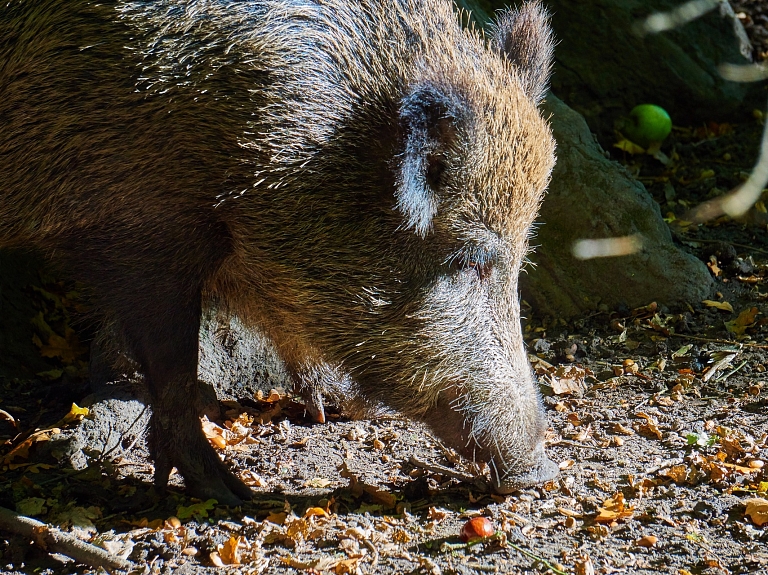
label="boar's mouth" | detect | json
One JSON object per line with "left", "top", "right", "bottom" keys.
{"left": 491, "top": 442, "right": 559, "bottom": 493}
{"left": 420, "top": 386, "right": 558, "bottom": 493}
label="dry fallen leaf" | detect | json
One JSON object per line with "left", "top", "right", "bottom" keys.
{"left": 427, "top": 507, "right": 450, "bottom": 522}
{"left": 550, "top": 365, "right": 587, "bottom": 395}
{"left": 660, "top": 464, "right": 690, "bottom": 483}
{"left": 725, "top": 307, "right": 758, "bottom": 336}
{"left": 575, "top": 553, "right": 596, "bottom": 575}
{"left": 635, "top": 535, "right": 658, "bottom": 548}
{"left": 744, "top": 497, "right": 768, "bottom": 527}
{"left": 281, "top": 557, "right": 339, "bottom": 571}
{"left": 701, "top": 351, "right": 738, "bottom": 382}
{"left": 702, "top": 300, "right": 734, "bottom": 312}
{"left": 255, "top": 388, "right": 286, "bottom": 403}
{"left": 529, "top": 354, "right": 555, "bottom": 375}
{"left": 216, "top": 536, "right": 244, "bottom": 566}
{"left": 335, "top": 558, "right": 362, "bottom": 575}
{"left": 266, "top": 512, "right": 288, "bottom": 525}
{"left": 304, "top": 506, "right": 329, "bottom": 519}
{"left": 635, "top": 412, "right": 663, "bottom": 440}
{"left": 610, "top": 422, "right": 635, "bottom": 436}
{"left": 594, "top": 493, "right": 635, "bottom": 524}
{"left": 240, "top": 469, "right": 267, "bottom": 488}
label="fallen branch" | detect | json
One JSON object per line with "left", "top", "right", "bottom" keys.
{"left": 0, "top": 506, "right": 132, "bottom": 572}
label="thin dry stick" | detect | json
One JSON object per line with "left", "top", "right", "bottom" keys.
{"left": 670, "top": 333, "right": 768, "bottom": 349}
{"left": 408, "top": 455, "right": 491, "bottom": 491}
{"left": 680, "top": 237, "right": 768, "bottom": 257}
{"left": 444, "top": 535, "right": 569, "bottom": 575}
{"left": 0, "top": 506, "right": 132, "bottom": 571}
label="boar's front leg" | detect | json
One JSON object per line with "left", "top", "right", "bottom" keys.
{"left": 121, "top": 290, "right": 252, "bottom": 506}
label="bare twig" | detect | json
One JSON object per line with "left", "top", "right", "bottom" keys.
{"left": 443, "top": 534, "right": 569, "bottom": 575}
{"left": 408, "top": 455, "right": 491, "bottom": 492}
{"left": 679, "top": 237, "right": 768, "bottom": 256}
{"left": 547, "top": 439, "right": 608, "bottom": 450}
{"left": 641, "top": 458, "right": 685, "bottom": 476}
{"left": 715, "top": 359, "right": 749, "bottom": 383}
{"left": 670, "top": 333, "right": 768, "bottom": 349}
{"left": 0, "top": 506, "right": 132, "bottom": 571}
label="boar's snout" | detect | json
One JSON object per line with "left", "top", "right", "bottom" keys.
{"left": 491, "top": 443, "right": 559, "bottom": 494}
{"left": 423, "top": 382, "right": 558, "bottom": 493}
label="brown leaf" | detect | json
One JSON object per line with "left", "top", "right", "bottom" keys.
{"left": 745, "top": 497, "right": 768, "bottom": 526}
{"left": 635, "top": 535, "right": 658, "bottom": 547}
{"left": 574, "top": 554, "right": 596, "bottom": 575}
{"left": 427, "top": 507, "right": 450, "bottom": 522}
{"left": 594, "top": 493, "right": 635, "bottom": 524}
{"left": 550, "top": 365, "right": 587, "bottom": 395}
{"left": 335, "top": 558, "right": 361, "bottom": 575}
{"left": 660, "top": 464, "right": 690, "bottom": 483}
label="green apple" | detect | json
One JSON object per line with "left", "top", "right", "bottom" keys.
{"left": 624, "top": 104, "right": 672, "bottom": 148}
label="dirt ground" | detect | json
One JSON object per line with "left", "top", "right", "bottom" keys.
{"left": 4, "top": 8, "right": 768, "bottom": 575}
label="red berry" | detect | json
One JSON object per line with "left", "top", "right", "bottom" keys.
{"left": 460, "top": 516, "right": 495, "bottom": 542}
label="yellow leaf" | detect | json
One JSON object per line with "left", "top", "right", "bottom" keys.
{"left": 59, "top": 403, "right": 89, "bottom": 425}
{"left": 304, "top": 506, "right": 328, "bottom": 519}
{"left": 266, "top": 511, "right": 288, "bottom": 525}
{"left": 725, "top": 307, "right": 759, "bottom": 336}
{"left": 217, "top": 536, "right": 243, "bottom": 565}
{"left": 614, "top": 139, "right": 646, "bottom": 154}
{"left": 286, "top": 517, "right": 310, "bottom": 540}
{"left": 702, "top": 300, "right": 734, "bottom": 312}
{"left": 70, "top": 404, "right": 89, "bottom": 417}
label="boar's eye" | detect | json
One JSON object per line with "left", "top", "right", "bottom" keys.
{"left": 450, "top": 245, "right": 496, "bottom": 281}
{"left": 467, "top": 259, "right": 493, "bottom": 281}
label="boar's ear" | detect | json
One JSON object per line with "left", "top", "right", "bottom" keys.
{"left": 489, "top": 1, "right": 555, "bottom": 105}
{"left": 397, "top": 85, "right": 464, "bottom": 237}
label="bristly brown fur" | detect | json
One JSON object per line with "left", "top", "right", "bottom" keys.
{"left": 0, "top": 0, "right": 557, "bottom": 502}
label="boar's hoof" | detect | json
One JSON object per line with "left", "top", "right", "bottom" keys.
{"left": 298, "top": 386, "right": 326, "bottom": 424}
{"left": 151, "top": 415, "right": 253, "bottom": 506}
{"left": 493, "top": 449, "right": 559, "bottom": 494}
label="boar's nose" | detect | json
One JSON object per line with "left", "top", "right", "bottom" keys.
{"left": 492, "top": 445, "right": 559, "bottom": 494}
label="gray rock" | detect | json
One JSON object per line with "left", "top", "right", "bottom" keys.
{"left": 520, "top": 95, "right": 713, "bottom": 316}
{"left": 197, "top": 306, "right": 290, "bottom": 399}
{"left": 46, "top": 386, "right": 150, "bottom": 471}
